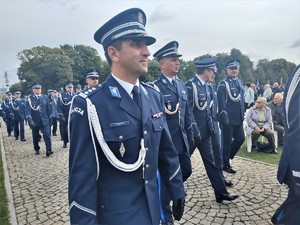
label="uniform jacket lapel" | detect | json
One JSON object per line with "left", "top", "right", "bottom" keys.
{"left": 106, "top": 75, "right": 141, "bottom": 120}
{"left": 160, "top": 74, "right": 177, "bottom": 94}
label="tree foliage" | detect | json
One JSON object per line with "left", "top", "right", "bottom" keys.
{"left": 15, "top": 45, "right": 296, "bottom": 95}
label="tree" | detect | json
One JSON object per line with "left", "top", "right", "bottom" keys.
{"left": 60, "top": 44, "right": 105, "bottom": 85}
{"left": 17, "top": 46, "right": 73, "bottom": 94}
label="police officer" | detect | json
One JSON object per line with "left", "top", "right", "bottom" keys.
{"left": 186, "top": 58, "right": 238, "bottom": 203}
{"left": 74, "top": 84, "right": 82, "bottom": 94}
{"left": 50, "top": 90, "right": 60, "bottom": 136}
{"left": 217, "top": 59, "right": 245, "bottom": 174}
{"left": 25, "top": 83, "right": 53, "bottom": 156}
{"left": 68, "top": 8, "right": 185, "bottom": 225}
{"left": 1, "top": 91, "right": 14, "bottom": 136}
{"left": 272, "top": 65, "right": 300, "bottom": 224}
{"left": 11, "top": 91, "right": 26, "bottom": 141}
{"left": 152, "top": 41, "right": 193, "bottom": 225}
{"left": 206, "top": 59, "right": 233, "bottom": 187}
{"left": 84, "top": 68, "right": 100, "bottom": 88}
{"left": 57, "top": 83, "right": 75, "bottom": 148}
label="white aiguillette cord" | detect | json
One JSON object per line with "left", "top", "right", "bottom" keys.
{"left": 86, "top": 98, "right": 146, "bottom": 173}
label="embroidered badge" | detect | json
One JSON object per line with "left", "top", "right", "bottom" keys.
{"left": 152, "top": 112, "right": 163, "bottom": 118}
{"left": 109, "top": 86, "right": 121, "bottom": 98}
{"left": 71, "top": 107, "right": 84, "bottom": 116}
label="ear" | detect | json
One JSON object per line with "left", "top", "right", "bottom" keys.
{"left": 107, "top": 46, "right": 120, "bottom": 63}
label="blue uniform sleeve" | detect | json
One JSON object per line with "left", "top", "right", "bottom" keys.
{"left": 217, "top": 80, "right": 229, "bottom": 125}
{"left": 25, "top": 99, "right": 32, "bottom": 123}
{"left": 156, "top": 92, "right": 185, "bottom": 201}
{"left": 68, "top": 96, "right": 99, "bottom": 225}
{"left": 185, "top": 80, "right": 200, "bottom": 138}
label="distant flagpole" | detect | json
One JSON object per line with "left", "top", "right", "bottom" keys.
{"left": 280, "top": 77, "right": 283, "bottom": 86}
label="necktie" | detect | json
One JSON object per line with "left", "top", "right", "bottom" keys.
{"left": 132, "top": 85, "right": 141, "bottom": 109}
{"left": 172, "top": 79, "right": 176, "bottom": 87}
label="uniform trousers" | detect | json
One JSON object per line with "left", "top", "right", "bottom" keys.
{"left": 6, "top": 118, "right": 14, "bottom": 135}
{"left": 197, "top": 136, "right": 227, "bottom": 196}
{"left": 61, "top": 118, "right": 69, "bottom": 144}
{"left": 13, "top": 119, "right": 25, "bottom": 140}
{"left": 221, "top": 124, "right": 245, "bottom": 168}
{"left": 32, "top": 124, "right": 52, "bottom": 151}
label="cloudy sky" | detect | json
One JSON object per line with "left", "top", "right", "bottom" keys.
{"left": 1, "top": 0, "right": 300, "bottom": 86}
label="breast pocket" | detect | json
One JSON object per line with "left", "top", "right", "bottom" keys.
{"left": 152, "top": 117, "right": 164, "bottom": 132}
{"left": 102, "top": 122, "right": 136, "bottom": 141}
{"left": 163, "top": 95, "right": 177, "bottom": 111}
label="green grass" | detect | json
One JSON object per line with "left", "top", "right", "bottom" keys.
{"left": 0, "top": 143, "right": 10, "bottom": 225}
{"left": 237, "top": 140, "right": 282, "bottom": 165}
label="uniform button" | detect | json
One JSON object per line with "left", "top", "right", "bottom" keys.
{"left": 144, "top": 131, "right": 148, "bottom": 135}
{"left": 159, "top": 126, "right": 162, "bottom": 129}
{"left": 145, "top": 164, "right": 150, "bottom": 169}
{"left": 145, "top": 147, "right": 149, "bottom": 151}
{"left": 145, "top": 180, "right": 148, "bottom": 185}
{"left": 119, "top": 135, "right": 123, "bottom": 140}
{"left": 100, "top": 205, "right": 105, "bottom": 209}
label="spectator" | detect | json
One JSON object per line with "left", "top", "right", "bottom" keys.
{"left": 246, "top": 97, "right": 276, "bottom": 152}
{"left": 263, "top": 84, "right": 272, "bottom": 102}
{"left": 267, "top": 93, "right": 285, "bottom": 146}
{"left": 244, "top": 82, "right": 255, "bottom": 111}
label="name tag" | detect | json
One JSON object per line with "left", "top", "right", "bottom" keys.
{"left": 110, "top": 121, "right": 130, "bottom": 127}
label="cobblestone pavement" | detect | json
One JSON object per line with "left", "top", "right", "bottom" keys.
{"left": 1, "top": 125, "right": 287, "bottom": 225}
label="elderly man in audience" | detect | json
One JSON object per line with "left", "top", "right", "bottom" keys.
{"left": 246, "top": 97, "right": 276, "bottom": 152}
{"left": 267, "top": 93, "right": 285, "bottom": 146}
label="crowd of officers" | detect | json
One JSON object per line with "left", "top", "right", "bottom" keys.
{"left": 1, "top": 47, "right": 247, "bottom": 225}
{"left": 0, "top": 68, "right": 100, "bottom": 156}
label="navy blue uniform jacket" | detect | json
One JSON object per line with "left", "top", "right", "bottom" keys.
{"left": 277, "top": 65, "right": 300, "bottom": 196}
{"left": 185, "top": 75, "right": 212, "bottom": 139}
{"left": 217, "top": 76, "right": 245, "bottom": 125}
{"left": 68, "top": 75, "right": 185, "bottom": 225}
{"left": 25, "top": 94, "right": 52, "bottom": 126}
{"left": 12, "top": 98, "right": 26, "bottom": 121}
{"left": 154, "top": 74, "right": 194, "bottom": 154}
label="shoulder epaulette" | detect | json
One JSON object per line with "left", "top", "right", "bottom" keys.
{"left": 79, "top": 84, "right": 103, "bottom": 99}
{"left": 141, "top": 82, "right": 160, "bottom": 93}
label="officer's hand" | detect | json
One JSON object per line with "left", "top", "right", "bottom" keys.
{"left": 172, "top": 197, "right": 185, "bottom": 221}
{"left": 219, "top": 113, "right": 229, "bottom": 125}
{"left": 49, "top": 118, "right": 53, "bottom": 126}
{"left": 59, "top": 114, "right": 66, "bottom": 122}
{"left": 194, "top": 136, "right": 201, "bottom": 146}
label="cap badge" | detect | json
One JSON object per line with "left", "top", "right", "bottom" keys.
{"left": 138, "top": 11, "right": 143, "bottom": 24}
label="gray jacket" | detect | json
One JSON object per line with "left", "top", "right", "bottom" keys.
{"left": 246, "top": 105, "right": 273, "bottom": 135}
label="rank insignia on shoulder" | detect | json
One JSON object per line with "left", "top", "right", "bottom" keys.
{"left": 152, "top": 112, "right": 163, "bottom": 118}
{"left": 109, "top": 86, "right": 121, "bottom": 98}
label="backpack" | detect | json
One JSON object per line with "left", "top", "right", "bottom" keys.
{"left": 257, "top": 142, "right": 276, "bottom": 154}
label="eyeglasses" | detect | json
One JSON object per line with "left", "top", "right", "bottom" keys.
{"left": 89, "top": 77, "right": 99, "bottom": 80}
{"left": 229, "top": 67, "right": 238, "bottom": 70}
{"left": 256, "top": 101, "right": 261, "bottom": 103}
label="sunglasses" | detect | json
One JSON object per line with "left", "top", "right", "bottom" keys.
{"left": 89, "top": 77, "right": 99, "bottom": 80}
{"left": 229, "top": 67, "right": 238, "bottom": 70}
